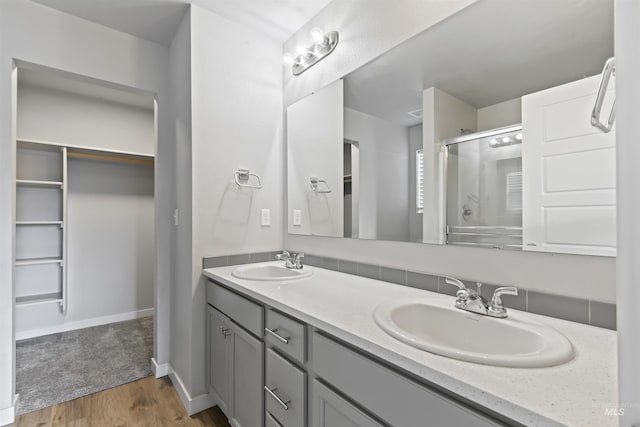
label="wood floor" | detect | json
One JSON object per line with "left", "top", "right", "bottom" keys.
{"left": 14, "top": 376, "right": 232, "bottom": 426}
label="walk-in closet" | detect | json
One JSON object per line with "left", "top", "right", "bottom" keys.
{"left": 14, "top": 65, "right": 156, "bottom": 414}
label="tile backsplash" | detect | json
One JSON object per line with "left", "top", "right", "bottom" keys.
{"left": 203, "top": 251, "right": 616, "bottom": 330}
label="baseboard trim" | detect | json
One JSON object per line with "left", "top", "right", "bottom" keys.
{"left": 16, "top": 308, "right": 154, "bottom": 341}
{"left": 168, "top": 365, "right": 215, "bottom": 416}
{"left": 0, "top": 394, "right": 18, "bottom": 426}
{"left": 151, "top": 358, "right": 170, "bottom": 378}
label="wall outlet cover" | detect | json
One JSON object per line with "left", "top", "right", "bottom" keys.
{"left": 293, "top": 209, "right": 302, "bottom": 226}
{"left": 261, "top": 209, "right": 271, "bottom": 226}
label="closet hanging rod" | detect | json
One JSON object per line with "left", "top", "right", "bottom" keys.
{"left": 67, "top": 151, "right": 154, "bottom": 165}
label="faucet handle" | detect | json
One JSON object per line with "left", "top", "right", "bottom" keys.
{"left": 444, "top": 276, "right": 467, "bottom": 290}
{"left": 275, "top": 251, "right": 290, "bottom": 261}
{"left": 444, "top": 276, "right": 470, "bottom": 302}
{"left": 294, "top": 252, "right": 304, "bottom": 261}
{"left": 488, "top": 287, "right": 518, "bottom": 318}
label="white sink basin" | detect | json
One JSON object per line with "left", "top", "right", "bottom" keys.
{"left": 231, "top": 264, "right": 313, "bottom": 281}
{"left": 374, "top": 298, "right": 574, "bottom": 368}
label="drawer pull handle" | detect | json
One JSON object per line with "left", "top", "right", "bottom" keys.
{"left": 264, "top": 386, "right": 290, "bottom": 410}
{"left": 265, "top": 328, "right": 290, "bottom": 344}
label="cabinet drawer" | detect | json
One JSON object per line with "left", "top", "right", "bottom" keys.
{"left": 312, "top": 332, "right": 506, "bottom": 427}
{"left": 265, "top": 348, "right": 306, "bottom": 427}
{"left": 207, "top": 281, "right": 263, "bottom": 337}
{"left": 266, "top": 309, "right": 306, "bottom": 363}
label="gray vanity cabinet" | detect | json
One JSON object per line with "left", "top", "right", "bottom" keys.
{"left": 206, "top": 280, "right": 512, "bottom": 427}
{"left": 312, "top": 332, "right": 507, "bottom": 427}
{"left": 230, "top": 321, "right": 264, "bottom": 427}
{"left": 207, "top": 305, "right": 231, "bottom": 416}
{"left": 207, "top": 283, "right": 264, "bottom": 427}
{"left": 312, "top": 380, "right": 383, "bottom": 427}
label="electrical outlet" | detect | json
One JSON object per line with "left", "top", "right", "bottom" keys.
{"left": 293, "top": 209, "right": 302, "bottom": 226}
{"left": 261, "top": 209, "right": 271, "bottom": 226}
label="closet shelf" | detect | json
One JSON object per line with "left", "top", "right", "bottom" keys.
{"left": 16, "top": 292, "right": 64, "bottom": 307}
{"left": 16, "top": 221, "right": 63, "bottom": 226}
{"left": 17, "top": 138, "right": 154, "bottom": 162}
{"left": 15, "top": 257, "right": 63, "bottom": 267}
{"left": 16, "top": 179, "right": 63, "bottom": 188}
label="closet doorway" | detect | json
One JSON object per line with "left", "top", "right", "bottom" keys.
{"left": 13, "top": 65, "right": 156, "bottom": 415}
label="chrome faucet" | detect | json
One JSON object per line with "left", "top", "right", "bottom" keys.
{"left": 444, "top": 276, "right": 518, "bottom": 318}
{"left": 275, "top": 251, "right": 304, "bottom": 269}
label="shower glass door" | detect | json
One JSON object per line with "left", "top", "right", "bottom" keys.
{"left": 444, "top": 126, "right": 523, "bottom": 250}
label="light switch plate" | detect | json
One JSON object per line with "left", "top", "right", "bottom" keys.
{"left": 293, "top": 209, "right": 302, "bottom": 226}
{"left": 261, "top": 209, "right": 271, "bottom": 226}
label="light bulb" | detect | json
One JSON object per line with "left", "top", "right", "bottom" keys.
{"left": 489, "top": 139, "right": 498, "bottom": 146}
{"left": 502, "top": 137, "right": 511, "bottom": 143}
{"left": 283, "top": 53, "right": 295, "bottom": 65}
{"left": 515, "top": 133, "right": 523, "bottom": 140}
{"left": 311, "top": 28, "right": 325, "bottom": 44}
{"left": 296, "top": 45, "right": 308, "bottom": 56}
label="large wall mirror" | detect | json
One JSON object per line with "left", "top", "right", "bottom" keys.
{"left": 286, "top": 0, "right": 615, "bottom": 257}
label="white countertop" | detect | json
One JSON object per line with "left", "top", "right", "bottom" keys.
{"left": 203, "top": 262, "right": 618, "bottom": 427}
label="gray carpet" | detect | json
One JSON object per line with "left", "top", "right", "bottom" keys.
{"left": 16, "top": 316, "right": 153, "bottom": 415}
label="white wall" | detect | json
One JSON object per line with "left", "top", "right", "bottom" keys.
{"left": 17, "top": 84, "right": 154, "bottom": 154}
{"left": 616, "top": 0, "right": 640, "bottom": 423}
{"left": 477, "top": 98, "right": 521, "bottom": 131}
{"left": 288, "top": 80, "right": 344, "bottom": 237}
{"left": 0, "top": 1, "right": 173, "bottom": 422}
{"left": 283, "top": 0, "right": 616, "bottom": 303}
{"left": 168, "top": 4, "right": 283, "bottom": 409}
{"left": 344, "top": 108, "right": 409, "bottom": 241}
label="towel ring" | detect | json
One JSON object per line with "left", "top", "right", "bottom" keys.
{"left": 235, "top": 169, "right": 262, "bottom": 189}
{"left": 310, "top": 176, "right": 331, "bottom": 193}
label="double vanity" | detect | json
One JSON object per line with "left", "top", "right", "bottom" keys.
{"left": 204, "top": 259, "right": 616, "bottom": 427}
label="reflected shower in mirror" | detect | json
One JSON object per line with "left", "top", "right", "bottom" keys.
{"left": 286, "top": 0, "right": 615, "bottom": 256}
{"left": 444, "top": 126, "right": 523, "bottom": 250}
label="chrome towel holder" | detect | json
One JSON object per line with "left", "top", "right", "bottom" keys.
{"left": 310, "top": 176, "right": 331, "bottom": 193}
{"left": 591, "top": 57, "right": 616, "bottom": 133}
{"left": 234, "top": 169, "right": 262, "bottom": 189}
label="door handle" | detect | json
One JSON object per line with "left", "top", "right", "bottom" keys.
{"left": 591, "top": 57, "right": 616, "bottom": 133}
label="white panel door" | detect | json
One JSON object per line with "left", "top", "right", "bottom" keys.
{"left": 522, "top": 74, "right": 616, "bottom": 256}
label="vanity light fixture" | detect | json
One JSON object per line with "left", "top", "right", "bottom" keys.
{"left": 283, "top": 28, "right": 339, "bottom": 76}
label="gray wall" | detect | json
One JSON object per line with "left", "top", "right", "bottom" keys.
{"left": 169, "top": 7, "right": 193, "bottom": 401}
{"left": 283, "top": 0, "right": 615, "bottom": 303}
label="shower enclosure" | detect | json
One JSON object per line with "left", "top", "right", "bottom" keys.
{"left": 443, "top": 125, "right": 523, "bottom": 250}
